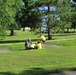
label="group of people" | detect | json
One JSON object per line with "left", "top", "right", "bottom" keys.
{"left": 25, "top": 34, "right": 46, "bottom": 50}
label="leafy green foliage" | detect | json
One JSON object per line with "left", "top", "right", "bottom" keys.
{"left": 0, "top": 26, "right": 6, "bottom": 39}
{"left": 71, "top": 12, "right": 76, "bottom": 29}
{"left": 15, "top": 0, "right": 42, "bottom": 29}
{"left": 0, "top": 0, "right": 23, "bottom": 36}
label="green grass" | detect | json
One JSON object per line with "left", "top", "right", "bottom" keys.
{"left": 0, "top": 44, "right": 25, "bottom": 51}
{"left": 0, "top": 40, "right": 76, "bottom": 75}
{"left": 5, "top": 30, "right": 39, "bottom": 40}
{"left": 52, "top": 33, "right": 76, "bottom": 40}
{"left": 0, "top": 30, "right": 40, "bottom": 43}
{"left": 1, "top": 40, "right": 76, "bottom": 51}
{"left": 0, "top": 30, "right": 76, "bottom": 43}
{"left": 46, "top": 40, "right": 76, "bottom": 46}
{"left": 0, "top": 30, "right": 76, "bottom": 75}
{"left": 0, "top": 46, "right": 76, "bottom": 74}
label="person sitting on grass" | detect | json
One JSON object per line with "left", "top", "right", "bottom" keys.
{"left": 25, "top": 38, "right": 31, "bottom": 49}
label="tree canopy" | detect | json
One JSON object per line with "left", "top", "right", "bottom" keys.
{"left": 15, "top": 0, "right": 42, "bottom": 30}
{"left": 0, "top": 0, "right": 76, "bottom": 39}
{"left": 0, "top": 0, "right": 23, "bottom": 36}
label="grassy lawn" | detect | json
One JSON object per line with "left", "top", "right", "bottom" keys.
{"left": 46, "top": 39, "right": 76, "bottom": 46}
{"left": 0, "top": 30, "right": 76, "bottom": 75}
{"left": 0, "top": 46, "right": 76, "bottom": 74}
{"left": 0, "top": 39, "right": 76, "bottom": 75}
{"left": 0, "top": 30, "right": 40, "bottom": 43}
{"left": 52, "top": 33, "right": 76, "bottom": 40}
{"left": 5, "top": 30, "right": 39, "bottom": 40}
{"left": 0, "top": 30, "right": 76, "bottom": 43}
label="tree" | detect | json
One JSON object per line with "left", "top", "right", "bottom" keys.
{"left": 0, "top": 0, "right": 8, "bottom": 38}
{"left": 6, "top": 0, "right": 23, "bottom": 36}
{"left": 15, "top": 0, "right": 42, "bottom": 31}
{"left": 38, "top": 0, "right": 72, "bottom": 39}
{"left": 36, "top": 0, "right": 72, "bottom": 39}
{"left": 60, "top": 12, "right": 72, "bottom": 32}
{"left": 71, "top": 3, "right": 76, "bottom": 32}
{"left": 16, "top": 0, "right": 72, "bottom": 39}
{"left": 56, "top": 0, "right": 72, "bottom": 33}
{"left": 71, "top": 12, "right": 76, "bottom": 32}
{"left": 35, "top": 0, "right": 58, "bottom": 40}
{"left": 0, "top": 0, "right": 23, "bottom": 36}
{"left": 17, "top": 0, "right": 59, "bottom": 40}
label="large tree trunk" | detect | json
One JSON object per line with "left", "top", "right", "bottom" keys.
{"left": 40, "top": 24, "right": 42, "bottom": 34}
{"left": 10, "top": 29, "right": 14, "bottom": 36}
{"left": 23, "top": 27, "right": 25, "bottom": 31}
{"left": 47, "top": 5, "right": 52, "bottom": 40}
{"left": 67, "top": 28, "right": 69, "bottom": 32}
{"left": 47, "top": 27, "right": 52, "bottom": 40}
{"left": 74, "top": 28, "right": 75, "bottom": 32}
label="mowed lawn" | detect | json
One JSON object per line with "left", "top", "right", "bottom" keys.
{"left": 0, "top": 30, "right": 76, "bottom": 42}
{"left": 5, "top": 30, "right": 40, "bottom": 40}
{"left": 0, "top": 39, "right": 76, "bottom": 75}
{"left": 0, "top": 30, "right": 76, "bottom": 75}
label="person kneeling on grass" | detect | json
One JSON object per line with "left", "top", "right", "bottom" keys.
{"left": 35, "top": 40, "right": 42, "bottom": 49}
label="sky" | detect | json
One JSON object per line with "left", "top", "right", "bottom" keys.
{"left": 38, "top": 0, "right": 76, "bottom": 13}
{"left": 38, "top": 6, "right": 56, "bottom": 12}
{"left": 71, "top": 0, "right": 76, "bottom": 4}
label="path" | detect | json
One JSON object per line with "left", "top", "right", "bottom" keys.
{"left": 47, "top": 38, "right": 76, "bottom": 42}
{"left": 45, "top": 71, "right": 76, "bottom": 75}
{"left": 0, "top": 38, "right": 75, "bottom": 52}
{"left": 0, "top": 38, "right": 76, "bottom": 46}
{"left": 0, "top": 49, "right": 11, "bottom": 52}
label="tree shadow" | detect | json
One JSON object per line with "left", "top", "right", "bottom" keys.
{"left": 20, "top": 68, "right": 62, "bottom": 75}
{"left": 0, "top": 67, "right": 76, "bottom": 75}
{"left": 0, "top": 72, "right": 16, "bottom": 75}
{"left": 18, "top": 49, "right": 35, "bottom": 51}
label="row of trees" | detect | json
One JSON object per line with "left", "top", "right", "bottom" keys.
{"left": 0, "top": 0, "right": 76, "bottom": 40}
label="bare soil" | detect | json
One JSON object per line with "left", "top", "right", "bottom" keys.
{"left": 0, "top": 49, "right": 11, "bottom": 52}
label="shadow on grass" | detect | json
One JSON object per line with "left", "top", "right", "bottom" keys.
{"left": 44, "top": 33, "right": 76, "bottom": 38}
{"left": 0, "top": 39, "right": 40, "bottom": 44}
{"left": 18, "top": 49, "right": 35, "bottom": 51}
{"left": 52, "top": 33, "right": 76, "bottom": 37}
{"left": 0, "top": 67, "right": 76, "bottom": 75}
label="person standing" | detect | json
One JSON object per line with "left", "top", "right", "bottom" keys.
{"left": 40, "top": 34, "right": 46, "bottom": 48}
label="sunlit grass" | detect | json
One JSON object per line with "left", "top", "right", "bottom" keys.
{"left": 0, "top": 45, "right": 76, "bottom": 74}
{"left": 46, "top": 39, "right": 76, "bottom": 46}
{"left": 5, "top": 30, "right": 39, "bottom": 41}
{"left": 0, "top": 30, "right": 76, "bottom": 74}
{"left": 1, "top": 30, "right": 76, "bottom": 42}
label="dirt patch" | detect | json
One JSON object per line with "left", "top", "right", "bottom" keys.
{"left": 0, "top": 49, "right": 11, "bottom": 52}
{"left": 45, "top": 45, "right": 63, "bottom": 48}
